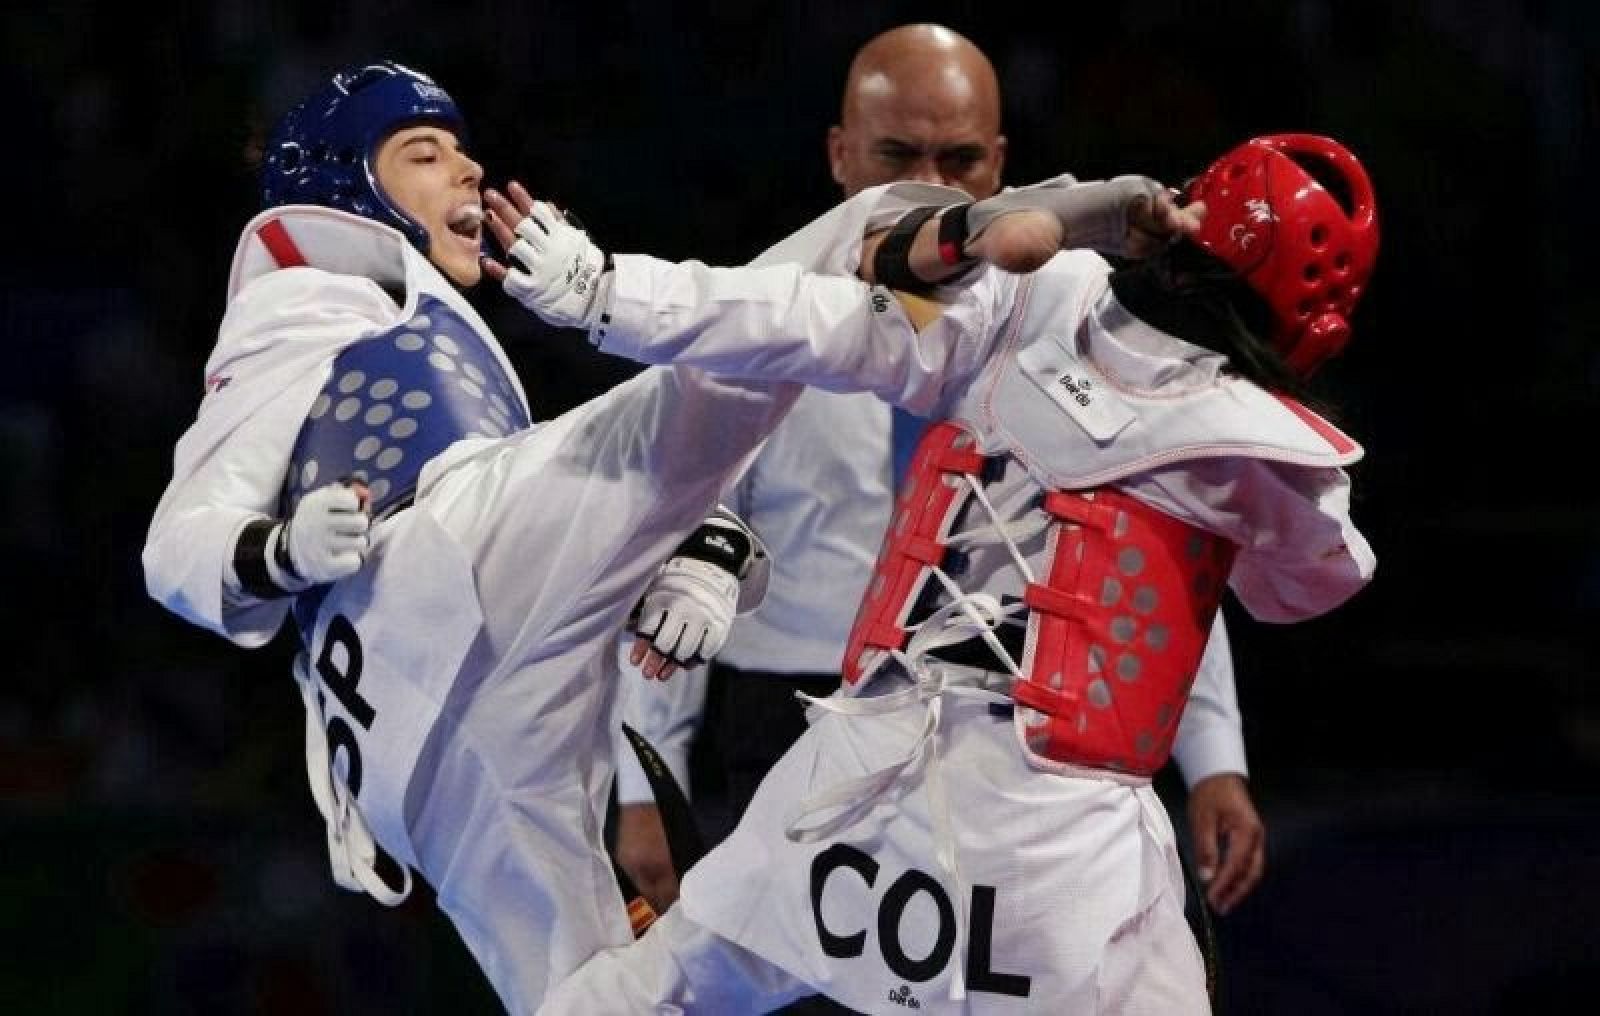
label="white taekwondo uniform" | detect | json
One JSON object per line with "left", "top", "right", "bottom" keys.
{"left": 542, "top": 183, "right": 1372, "bottom": 1015}
{"left": 143, "top": 205, "right": 800, "bottom": 1013}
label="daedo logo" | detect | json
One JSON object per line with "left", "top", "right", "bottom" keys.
{"left": 1057, "top": 371, "right": 1093, "bottom": 407}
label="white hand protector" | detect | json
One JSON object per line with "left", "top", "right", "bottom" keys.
{"left": 501, "top": 201, "right": 610, "bottom": 329}
{"left": 269, "top": 483, "right": 371, "bottom": 593}
{"left": 633, "top": 557, "right": 740, "bottom": 668}
{"left": 631, "top": 511, "right": 762, "bottom": 668}
{"left": 968, "top": 174, "right": 1168, "bottom": 256}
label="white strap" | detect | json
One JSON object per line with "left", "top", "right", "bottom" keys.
{"left": 786, "top": 590, "right": 1016, "bottom": 1002}
{"left": 292, "top": 653, "right": 412, "bottom": 906}
{"left": 946, "top": 473, "right": 1042, "bottom": 586}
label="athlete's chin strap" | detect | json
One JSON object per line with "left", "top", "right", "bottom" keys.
{"left": 784, "top": 472, "right": 1039, "bottom": 1002}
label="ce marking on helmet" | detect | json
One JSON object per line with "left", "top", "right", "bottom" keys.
{"left": 1230, "top": 223, "right": 1256, "bottom": 250}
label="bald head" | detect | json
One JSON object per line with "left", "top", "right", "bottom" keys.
{"left": 829, "top": 24, "right": 1006, "bottom": 199}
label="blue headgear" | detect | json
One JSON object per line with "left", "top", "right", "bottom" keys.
{"left": 261, "top": 61, "right": 467, "bottom": 251}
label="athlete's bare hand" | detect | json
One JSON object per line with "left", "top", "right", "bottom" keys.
{"left": 480, "top": 181, "right": 540, "bottom": 283}
{"left": 1188, "top": 772, "right": 1265, "bottom": 915}
{"left": 630, "top": 636, "right": 680, "bottom": 682}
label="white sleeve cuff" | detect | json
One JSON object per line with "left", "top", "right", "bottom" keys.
{"left": 1171, "top": 722, "right": 1249, "bottom": 788}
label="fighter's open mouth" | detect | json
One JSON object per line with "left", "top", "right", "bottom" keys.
{"left": 447, "top": 203, "right": 484, "bottom": 239}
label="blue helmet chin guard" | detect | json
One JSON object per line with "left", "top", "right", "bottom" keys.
{"left": 261, "top": 61, "right": 467, "bottom": 251}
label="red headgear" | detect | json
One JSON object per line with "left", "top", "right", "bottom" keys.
{"left": 1186, "top": 134, "right": 1379, "bottom": 376}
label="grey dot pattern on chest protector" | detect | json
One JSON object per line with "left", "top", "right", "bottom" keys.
{"left": 281, "top": 295, "right": 531, "bottom": 518}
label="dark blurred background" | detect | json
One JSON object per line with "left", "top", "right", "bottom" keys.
{"left": 3, "top": 0, "right": 1597, "bottom": 1012}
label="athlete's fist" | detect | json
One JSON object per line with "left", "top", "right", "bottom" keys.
{"left": 1125, "top": 187, "right": 1206, "bottom": 258}
{"left": 966, "top": 174, "right": 1204, "bottom": 260}
{"left": 273, "top": 481, "right": 371, "bottom": 592}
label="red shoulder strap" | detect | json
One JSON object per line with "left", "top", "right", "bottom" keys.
{"left": 257, "top": 218, "right": 307, "bottom": 268}
{"left": 1273, "top": 394, "right": 1356, "bottom": 455}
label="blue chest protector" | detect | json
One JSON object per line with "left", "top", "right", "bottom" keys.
{"left": 282, "top": 294, "right": 532, "bottom": 518}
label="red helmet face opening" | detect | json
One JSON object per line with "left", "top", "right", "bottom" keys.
{"left": 1186, "top": 134, "right": 1379, "bottom": 377}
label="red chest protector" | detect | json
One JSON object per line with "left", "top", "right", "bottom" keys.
{"left": 842, "top": 420, "right": 1237, "bottom": 776}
